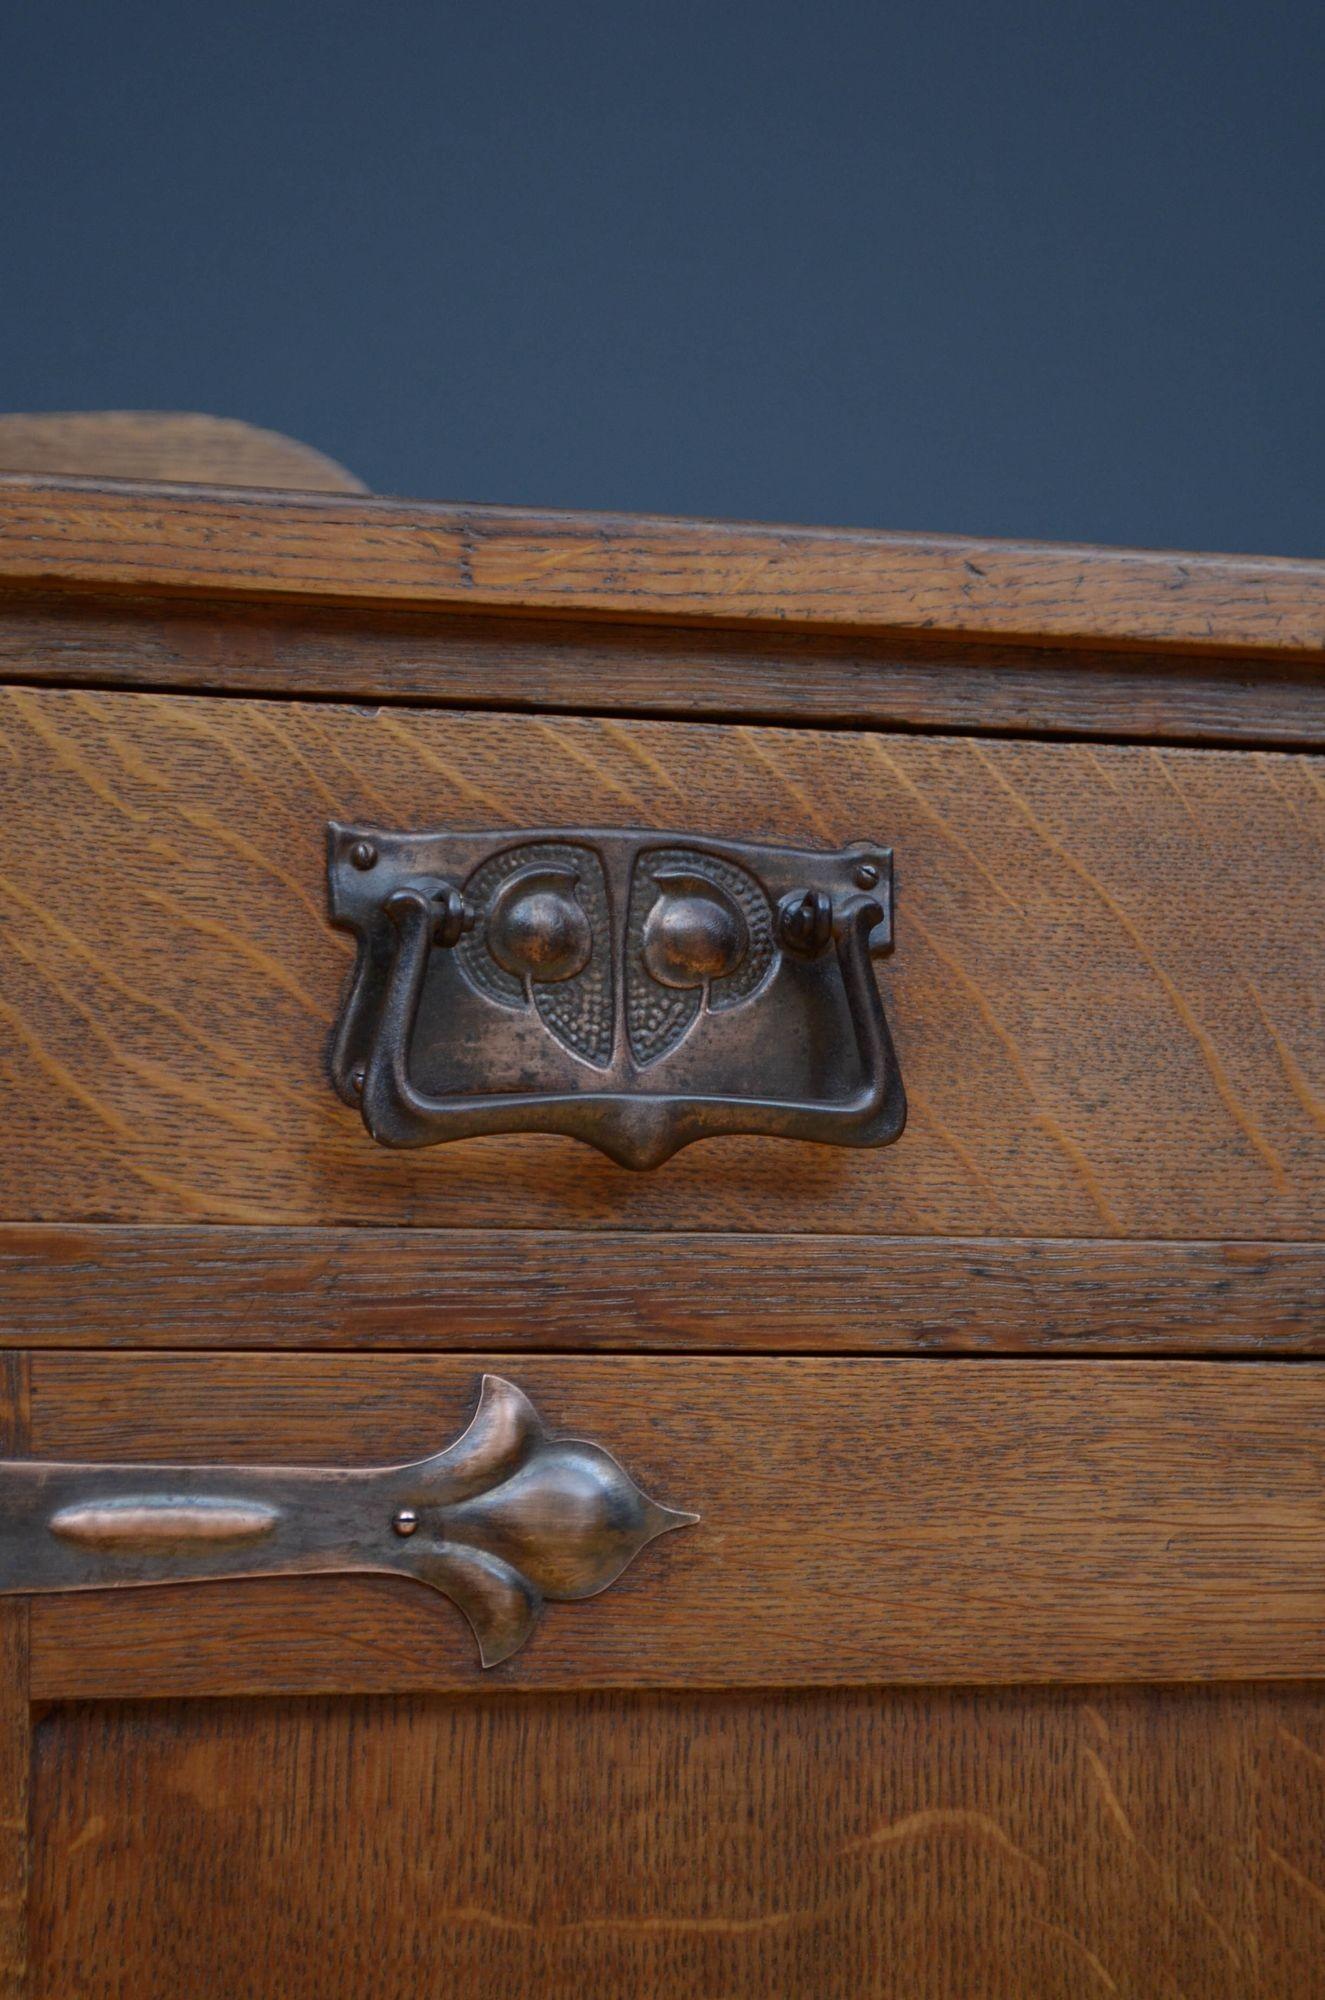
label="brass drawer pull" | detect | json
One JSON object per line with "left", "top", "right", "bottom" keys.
{"left": 328, "top": 823, "right": 906, "bottom": 1169}
{"left": 0, "top": 1377, "right": 696, "bottom": 1666}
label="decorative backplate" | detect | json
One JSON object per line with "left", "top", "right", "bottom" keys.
{"left": 0, "top": 1377, "right": 696, "bottom": 1667}
{"left": 327, "top": 824, "right": 906, "bottom": 1168}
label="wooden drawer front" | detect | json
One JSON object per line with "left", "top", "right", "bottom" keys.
{"left": 0, "top": 685, "right": 1320, "bottom": 1237}
{"left": 13, "top": 1354, "right": 1325, "bottom": 1698}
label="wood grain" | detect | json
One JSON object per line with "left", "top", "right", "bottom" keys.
{"left": 3, "top": 1227, "right": 1322, "bottom": 1352}
{"left": 4, "top": 587, "right": 1323, "bottom": 747}
{"left": 0, "top": 687, "right": 1319, "bottom": 1236}
{"left": 0, "top": 413, "right": 366, "bottom": 492}
{"left": 7, "top": 444, "right": 1323, "bottom": 2000}
{"left": 1, "top": 477, "right": 1323, "bottom": 656}
{"left": 0, "top": 1355, "right": 29, "bottom": 2000}
{"left": 29, "top": 1683, "right": 1325, "bottom": 2000}
{"left": 25, "top": 1354, "right": 1325, "bottom": 1696}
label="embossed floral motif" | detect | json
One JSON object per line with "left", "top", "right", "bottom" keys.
{"left": 625, "top": 846, "right": 776, "bottom": 1066}
{"left": 456, "top": 842, "right": 615, "bottom": 1069}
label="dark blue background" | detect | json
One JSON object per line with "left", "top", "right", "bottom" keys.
{"left": 4, "top": 2, "right": 1321, "bottom": 552}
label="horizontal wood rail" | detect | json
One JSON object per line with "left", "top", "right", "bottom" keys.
{"left": 24, "top": 1353, "right": 1325, "bottom": 1693}
{"left": 2, "top": 1228, "right": 1321, "bottom": 1354}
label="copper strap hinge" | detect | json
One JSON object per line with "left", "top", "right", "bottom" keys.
{"left": 0, "top": 1376, "right": 697, "bottom": 1667}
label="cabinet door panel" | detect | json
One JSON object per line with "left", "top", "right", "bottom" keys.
{"left": 10, "top": 1351, "right": 1325, "bottom": 1995}
{"left": 28, "top": 1685, "right": 1325, "bottom": 2000}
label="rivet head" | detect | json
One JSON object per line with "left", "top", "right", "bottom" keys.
{"left": 350, "top": 840, "right": 378, "bottom": 871}
{"left": 392, "top": 1508, "right": 418, "bottom": 1537}
{"left": 853, "top": 861, "right": 880, "bottom": 889}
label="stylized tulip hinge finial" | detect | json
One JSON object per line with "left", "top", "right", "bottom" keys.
{"left": 373, "top": 1375, "right": 699, "bottom": 1663}
{"left": 0, "top": 1376, "right": 698, "bottom": 1667}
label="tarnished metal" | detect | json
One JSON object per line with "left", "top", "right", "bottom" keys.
{"left": 0, "top": 1376, "right": 697, "bottom": 1667}
{"left": 328, "top": 823, "right": 906, "bottom": 1169}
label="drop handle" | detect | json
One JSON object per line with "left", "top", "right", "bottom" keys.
{"left": 0, "top": 1377, "right": 697, "bottom": 1668}
{"left": 328, "top": 823, "right": 907, "bottom": 1169}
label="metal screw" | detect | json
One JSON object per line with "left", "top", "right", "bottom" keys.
{"left": 392, "top": 1508, "right": 419, "bottom": 1537}
{"left": 853, "top": 861, "right": 880, "bottom": 889}
{"left": 350, "top": 840, "right": 378, "bottom": 871}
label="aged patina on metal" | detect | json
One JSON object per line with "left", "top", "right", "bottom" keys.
{"left": 0, "top": 1377, "right": 697, "bottom": 1667}
{"left": 327, "top": 823, "right": 906, "bottom": 1168}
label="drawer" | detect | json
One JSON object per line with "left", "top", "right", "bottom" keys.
{"left": 10, "top": 1352, "right": 1325, "bottom": 1699}
{"left": 0, "top": 684, "right": 1319, "bottom": 1240}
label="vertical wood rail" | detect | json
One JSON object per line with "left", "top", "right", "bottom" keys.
{"left": 0, "top": 1354, "right": 30, "bottom": 1996}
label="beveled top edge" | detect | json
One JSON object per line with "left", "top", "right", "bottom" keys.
{"left": 1, "top": 474, "right": 1322, "bottom": 659}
